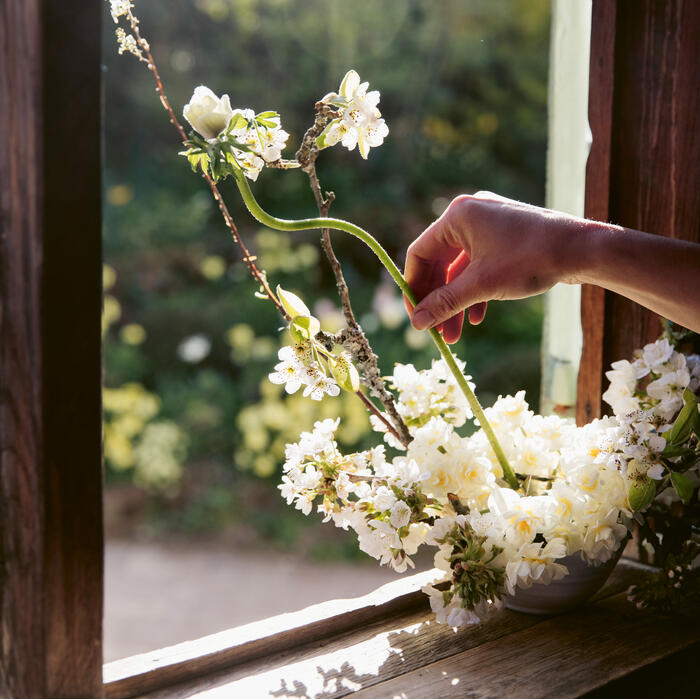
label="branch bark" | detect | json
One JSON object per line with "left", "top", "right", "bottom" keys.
{"left": 296, "top": 116, "right": 412, "bottom": 447}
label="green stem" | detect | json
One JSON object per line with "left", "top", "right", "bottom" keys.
{"left": 233, "top": 170, "right": 519, "bottom": 490}
{"left": 428, "top": 329, "right": 518, "bottom": 489}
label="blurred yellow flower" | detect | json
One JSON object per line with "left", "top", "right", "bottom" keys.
{"left": 106, "top": 184, "right": 134, "bottom": 206}
{"left": 120, "top": 323, "right": 146, "bottom": 345}
{"left": 103, "top": 264, "right": 117, "bottom": 290}
{"left": 102, "top": 295, "right": 122, "bottom": 335}
{"left": 200, "top": 254, "right": 227, "bottom": 280}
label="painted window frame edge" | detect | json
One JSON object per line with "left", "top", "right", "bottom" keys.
{"left": 540, "top": 0, "right": 591, "bottom": 419}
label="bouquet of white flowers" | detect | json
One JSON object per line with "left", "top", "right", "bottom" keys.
{"left": 274, "top": 329, "right": 699, "bottom": 624}
{"left": 108, "top": 0, "right": 700, "bottom": 625}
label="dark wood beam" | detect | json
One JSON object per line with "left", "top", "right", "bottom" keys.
{"left": 577, "top": 0, "right": 700, "bottom": 424}
{"left": 0, "top": 0, "right": 103, "bottom": 696}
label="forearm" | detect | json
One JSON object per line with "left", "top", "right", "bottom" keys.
{"left": 571, "top": 222, "right": 700, "bottom": 332}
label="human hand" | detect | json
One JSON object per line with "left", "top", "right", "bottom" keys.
{"left": 403, "top": 192, "right": 585, "bottom": 343}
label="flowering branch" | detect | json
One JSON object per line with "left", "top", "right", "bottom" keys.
{"left": 295, "top": 107, "right": 412, "bottom": 446}
{"left": 110, "top": 0, "right": 514, "bottom": 487}
{"left": 110, "top": 4, "right": 415, "bottom": 446}
{"left": 113, "top": 3, "right": 288, "bottom": 320}
{"left": 354, "top": 389, "right": 403, "bottom": 443}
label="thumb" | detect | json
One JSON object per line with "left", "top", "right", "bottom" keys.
{"left": 411, "top": 266, "right": 485, "bottom": 332}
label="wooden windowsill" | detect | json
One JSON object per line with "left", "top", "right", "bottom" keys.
{"left": 103, "top": 558, "right": 700, "bottom": 698}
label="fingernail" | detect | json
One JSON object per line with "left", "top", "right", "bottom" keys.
{"left": 412, "top": 309, "right": 435, "bottom": 330}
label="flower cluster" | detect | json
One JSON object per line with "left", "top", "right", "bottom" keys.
{"left": 603, "top": 338, "right": 699, "bottom": 418}
{"left": 108, "top": 1, "right": 148, "bottom": 60}
{"left": 369, "top": 359, "right": 473, "bottom": 449}
{"left": 178, "top": 70, "right": 388, "bottom": 183}
{"left": 278, "top": 418, "right": 439, "bottom": 572}
{"left": 181, "top": 88, "right": 290, "bottom": 182}
{"left": 269, "top": 344, "right": 340, "bottom": 401}
{"left": 277, "top": 354, "right": 639, "bottom": 625}
{"left": 274, "top": 335, "right": 700, "bottom": 626}
{"left": 115, "top": 27, "right": 142, "bottom": 58}
{"left": 268, "top": 286, "right": 360, "bottom": 401}
{"left": 109, "top": 0, "right": 133, "bottom": 23}
{"left": 602, "top": 338, "right": 700, "bottom": 509}
{"left": 316, "top": 70, "right": 390, "bottom": 160}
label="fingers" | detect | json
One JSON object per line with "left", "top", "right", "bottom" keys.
{"left": 441, "top": 251, "right": 469, "bottom": 343}
{"left": 411, "top": 264, "right": 488, "bottom": 334}
{"left": 404, "top": 210, "right": 463, "bottom": 306}
{"left": 468, "top": 301, "right": 487, "bottom": 325}
{"left": 403, "top": 194, "right": 494, "bottom": 342}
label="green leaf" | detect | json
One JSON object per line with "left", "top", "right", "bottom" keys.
{"left": 315, "top": 119, "right": 340, "bottom": 150}
{"left": 670, "top": 471, "right": 694, "bottom": 504}
{"left": 255, "top": 117, "right": 278, "bottom": 129}
{"left": 226, "top": 112, "right": 249, "bottom": 133}
{"left": 183, "top": 150, "right": 210, "bottom": 175}
{"left": 289, "top": 315, "right": 320, "bottom": 343}
{"left": 187, "top": 153, "right": 200, "bottom": 173}
{"left": 668, "top": 389, "right": 699, "bottom": 445}
{"left": 329, "top": 354, "right": 360, "bottom": 392}
{"left": 277, "top": 285, "right": 310, "bottom": 318}
{"left": 628, "top": 478, "right": 657, "bottom": 512}
{"left": 661, "top": 444, "right": 691, "bottom": 458}
{"left": 256, "top": 110, "right": 278, "bottom": 120}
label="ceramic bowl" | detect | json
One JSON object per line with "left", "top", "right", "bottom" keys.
{"left": 504, "top": 548, "right": 624, "bottom": 615}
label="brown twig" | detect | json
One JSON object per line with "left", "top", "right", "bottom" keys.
{"left": 295, "top": 110, "right": 412, "bottom": 447}
{"left": 127, "top": 12, "right": 288, "bottom": 321}
{"left": 295, "top": 105, "right": 356, "bottom": 324}
{"left": 355, "top": 390, "right": 403, "bottom": 445}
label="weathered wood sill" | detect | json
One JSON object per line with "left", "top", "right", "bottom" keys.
{"left": 103, "top": 559, "right": 700, "bottom": 698}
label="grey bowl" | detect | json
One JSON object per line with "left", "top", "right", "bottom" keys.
{"left": 504, "top": 550, "right": 622, "bottom": 615}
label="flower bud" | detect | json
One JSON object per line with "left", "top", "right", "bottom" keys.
{"left": 289, "top": 315, "right": 320, "bottom": 343}
{"left": 277, "top": 285, "right": 310, "bottom": 318}
{"left": 329, "top": 353, "right": 360, "bottom": 393}
{"left": 183, "top": 86, "right": 234, "bottom": 140}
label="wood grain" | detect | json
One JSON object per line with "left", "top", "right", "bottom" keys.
{"left": 104, "top": 562, "right": 646, "bottom": 698}
{"left": 576, "top": 0, "right": 617, "bottom": 426}
{"left": 104, "top": 570, "right": 441, "bottom": 698}
{"left": 602, "top": 0, "right": 700, "bottom": 373}
{"left": 577, "top": 0, "right": 700, "bottom": 423}
{"left": 348, "top": 590, "right": 700, "bottom": 699}
{"left": 0, "top": 0, "right": 103, "bottom": 696}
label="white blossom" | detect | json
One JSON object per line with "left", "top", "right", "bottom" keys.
{"left": 505, "top": 539, "right": 569, "bottom": 594}
{"left": 109, "top": 0, "right": 133, "bottom": 23}
{"left": 319, "top": 70, "right": 389, "bottom": 159}
{"left": 268, "top": 356, "right": 305, "bottom": 394}
{"left": 183, "top": 86, "right": 234, "bottom": 140}
{"left": 642, "top": 338, "right": 674, "bottom": 370}
{"left": 389, "top": 500, "right": 412, "bottom": 529}
{"left": 303, "top": 376, "right": 340, "bottom": 401}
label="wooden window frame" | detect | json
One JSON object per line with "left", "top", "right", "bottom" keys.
{"left": 577, "top": 0, "right": 700, "bottom": 423}
{"left": 1, "top": 0, "right": 698, "bottom": 697}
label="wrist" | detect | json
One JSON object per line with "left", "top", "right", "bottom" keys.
{"left": 558, "top": 218, "right": 611, "bottom": 286}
